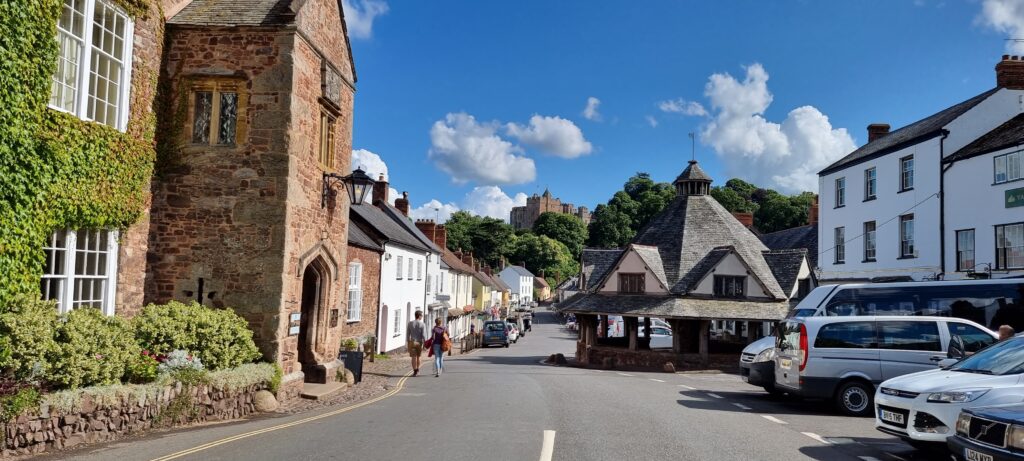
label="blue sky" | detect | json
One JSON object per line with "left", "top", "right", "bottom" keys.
{"left": 342, "top": 0, "right": 1024, "bottom": 222}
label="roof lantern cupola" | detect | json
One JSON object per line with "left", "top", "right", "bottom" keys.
{"left": 674, "top": 160, "right": 712, "bottom": 196}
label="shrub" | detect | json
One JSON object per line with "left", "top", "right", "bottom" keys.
{"left": 206, "top": 363, "right": 277, "bottom": 392}
{"left": 268, "top": 363, "right": 283, "bottom": 394}
{"left": 342, "top": 338, "right": 358, "bottom": 351}
{"left": 133, "top": 301, "right": 261, "bottom": 370}
{"left": 0, "top": 383, "right": 40, "bottom": 422}
{"left": 157, "top": 350, "right": 203, "bottom": 374}
{"left": 0, "top": 297, "right": 59, "bottom": 381}
{"left": 126, "top": 352, "right": 159, "bottom": 384}
{"left": 49, "top": 309, "right": 140, "bottom": 389}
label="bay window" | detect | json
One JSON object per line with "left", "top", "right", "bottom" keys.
{"left": 40, "top": 229, "right": 119, "bottom": 315}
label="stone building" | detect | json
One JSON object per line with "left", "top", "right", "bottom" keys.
{"left": 345, "top": 223, "right": 382, "bottom": 346}
{"left": 145, "top": 0, "right": 358, "bottom": 394}
{"left": 509, "top": 189, "right": 591, "bottom": 229}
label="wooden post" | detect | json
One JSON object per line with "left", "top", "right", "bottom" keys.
{"left": 671, "top": 319, "right": 683, "bottom": 354}
{"left": 627, "top": 317, "right": 638, "bottom": 351}
{"left": 699, "top": 320, "right": 710, "bottom": 367}
{"left": 643, "top": 317, "right": 652, "bottom": 338}
{"left": 600, "top": 315, "right": 609, "bottom": 338}
{"left": 584, "top": 315, "right": 595, "bottom": 346}
{"left": 746, "top": 321, "right": 757, "bottom": 343}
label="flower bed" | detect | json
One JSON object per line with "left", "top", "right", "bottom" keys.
{"left": 1, "top": 363, "right": 278, "bottom": 458}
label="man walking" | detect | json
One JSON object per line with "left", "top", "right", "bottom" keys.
{"left": 407, "top": 310, "right": 427, "bottom": 376}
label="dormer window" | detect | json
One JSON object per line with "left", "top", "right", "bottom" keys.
{"left": 713, "top": 275, "right": 746, "bottom": 298}
{"left": 618, "top": 273, "right": 645, "bottom": 294}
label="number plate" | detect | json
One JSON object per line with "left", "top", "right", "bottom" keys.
{"left": 880, "top": 409, "right": 905, "bottom": 425}
{"left": 780, "top": 358, "right": 792, "bottom": 368}
{"left": 965, "top": 448, "right": 994, "bottom": 461}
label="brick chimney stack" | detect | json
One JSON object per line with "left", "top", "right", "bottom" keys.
{"left": 395, "top": 191, "right": 410, "bottom": 216}
{"left": 867, "top": 123, "right": 890, "bottom": 142}
{"left": 808, "top": 195, "right": 819, "bottom": 226}
{"left": 461, "top": 251, "right": 474, "bottom": 268}
{"left": 415, "top": 219, "right": 447, "bottom": 250}
{"left": 371, "top": 174, "right": 388, "bottom": 205}
{"left": 731, "top": 212, "right": 754, "bottom": 228}
{"left": 997, "top": 55, "right": 1024, "bottom": 90}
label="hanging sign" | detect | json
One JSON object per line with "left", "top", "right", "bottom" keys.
{"left": 1007, "top": 187, "right": 1024, "bottom": 208}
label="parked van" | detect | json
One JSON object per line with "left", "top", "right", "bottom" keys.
{"left": 774, "top": 316, "right": 997, "bottom": 416}
{"left": 740, "top": 279, "right": 1023, "bottom": 392}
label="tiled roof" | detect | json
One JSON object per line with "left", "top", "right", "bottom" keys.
{"left": 632, "top": 194, "right": 785, "bottom": 298}
{"left": 819, "top": 88, "right": 999, "bottom": 175}
{"left": 762, "top": 249, "right": 808, "bottom": 296}
{"left": 582, "top": 248, "right": 623, "bottom": 291}
{"left": 557, "top": 293, "right": 790, "bottom": 321}
{"left": 347, "top": 222, "right": 382, "bottom": 251}
{"left": 759, "top": 224, "right": 818, "bottom": 269}
{"left": 440, "top": 249, "right": 475, "bottom": 275}
{"left": 946, "top": 113, "right": 1024, "bottom": 163}
{"left": 350, "top": 203, "right": 432, "bottom": 253}
{"left": 534, "top": 277, "right": 549, "bottom": 289}
{"left": 168, "top": 0, "right": 296, "bottom": 26}
{"left": 632, "top": 245, "right": 668, "bottom": 287}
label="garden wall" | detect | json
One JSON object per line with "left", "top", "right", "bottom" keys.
{"left": 1, "top": 381, "right": 268, "bottom": 458}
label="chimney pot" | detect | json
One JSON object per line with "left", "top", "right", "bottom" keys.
{"left": 867, "top": 123, "right": 891, "bottom": 143}
{"left": 808, "top": 195, "right": 819, "bottom": 226}
{"left": 394, "top": 191, "right": 410, "bottom": 216}
{"left": 371, "top": 174, "right": 389, "bottom": 205}
{"left": 731, "top": 212, "right": 754, "bottom": 228}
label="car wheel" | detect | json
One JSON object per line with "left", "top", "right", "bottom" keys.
{"left": 504, "top": 343, "right": 510, "bottom": 348}
{"left": 763, "top": 385, "right": 784, "bottom": 397}
{"left": 835, "top": 381, "right": 873, "bottom": 416}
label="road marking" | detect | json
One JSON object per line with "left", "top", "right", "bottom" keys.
{"left": 616, "top": 372, "right": 634, "bottom": 377}
{"left": 677, "top": 384, "right": 697, "bottom": 390}
{"left": 539, "top": 430, "right": 556, "bottom": 461}
{"left": 884, "top": 454, "right": 909, "bottom": 461}
{"left": 149, "top": 372, "right": 413, "bottom": 461}
{"left": 801, "top": 432, "right": 832, "bottom": 445}
{"left": 859, "top": 457, "right": 882, "bottom": 461}
{"left": 649, "top": 378, "right": 665, "bottom": 383}
{"left": 706, "top": 393, "right": 723, "bottom": 399}
{"left": 760, "top": 415, "right": 788, "bottom": 425}
{"left": 732, "top": 403, "right": 751, "bottom": 410}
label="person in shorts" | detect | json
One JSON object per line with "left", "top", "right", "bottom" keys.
{"left": 406, "top": 310, "right": 427, "bottom": 376}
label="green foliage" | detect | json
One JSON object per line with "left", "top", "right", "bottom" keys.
{"left": 132, "top": 301, "right": 262, "bottom": 371}
{"left": 444, "top": 211, "right": 517, "bottom": 268}
{"left": 710, "top": 179, "right": 815, "bottom": 233}
{"left": 587, "top": 204, "right": 635, "bottom": 249}
{"left": 206, "top": 363, "right": 278, "bottom": 392}
{"left": 587, "top": 173, "right": 677, "bottom": 248}
{"left": 532, "top": 212, "right": 587, "bottom": 259}
{"left": 341, "top": 338, "right": 358, "bottom": 351}
{"left": 126, "top": 353, "right": 159, "bottom": 384}
{"left": 0, "top": 297, "right": 59, "bottom": 381}
{"left": 50, "top": 309, "right": 140, "bottom": 389}
{"left": 0, "top": 386, "right": 41, "bottom": 422}
{"left": 509, "top": 234, "right": 578, "bottom": 283}
{"left": 268, "top": 363, "right": 284, "bottom": 394}
{"left": 0, "top": 0, "right": 156, "bottom": 306}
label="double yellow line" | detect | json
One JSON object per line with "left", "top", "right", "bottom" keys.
{"left": 150, "top": 372, "right": 412, "bottom": 461}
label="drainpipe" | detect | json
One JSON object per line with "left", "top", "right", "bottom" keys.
{"left": 938, "top": 129, "right": 951, "bottom": 278}
{"left": 375, "top": 244, "right": 388, "bottom": 354}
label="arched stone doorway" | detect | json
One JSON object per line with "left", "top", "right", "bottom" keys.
{"left": 299, "top": 257, "right": 330, "bottom": 383}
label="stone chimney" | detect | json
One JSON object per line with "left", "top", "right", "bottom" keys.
{"left": 415, "top": 219, "right": 447, "bottom": 249}
{"left": 997, "top": 55, "right": 1024, "bottom": 90}
{"left": 461, "top": 251, "right": 474, "bottom": 267}
{"left": 395, "top": 191, "right": 410, "bottom": 216}
{"left": 867, "top": 124, "right": 890, "bottom": 143}
{"left": 371, "top": 174, "right": 388, "bottom": 204}
{"left": 732, "top": 212, "right": 754, "bottom": 228}
{"left": 808, "top": 195, "right": 819, "bottom": 226}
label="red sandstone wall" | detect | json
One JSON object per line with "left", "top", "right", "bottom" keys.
{"left": 344, "top": 245, "right": 381, "bottom": 342}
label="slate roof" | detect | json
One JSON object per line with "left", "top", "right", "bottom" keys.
{"left": 379, "top": 203, "right": 442, "bottom": 254}
{"left": 674, "top": 160, "right": 711, "bottom": 182}
{"left": 632, "top": 194, "right": 785, "bottom": 298}
{"left": 506, "top": 265, "right": 534, "bottom": 278}
{"left": 946, "top": 113, "right": 1024, "bottom": 163}
{"left": 347, "top": 222, "right": 382, "bottom": 252}
{"left": 632, "top": 245, "right": 668, "bottom": 287}
{"left": 168, "top": 0, "right": 295, "bottom": 26}
{"left": 818, "top": 88, "right": 999, "bottom": 175}
{"left": 440, "top": 249, "right": 475, "bottom": 275}
{"left": 350, "top": 202, "right": 432, "bottom": 253}
{"left": 676, "top": 247, "right": 732, "bottom": 293}
{"left": 582, "top": 248, "right": 623, "bottom": 291}
{"left": 759, "top": 224, "right": 819, "bottom": 269}
{"left": 476, "top": 271, "right": 501, "bottom": 290}
{"left": 557, "top": 293, "right": 790, "bottom": 321}
{"left": 492, "top": 274, "right": 512, "bottom": 291}
{"left": 554, "top": 276, "right": 579, "bottom": 291}
{"left": 762, "top": 249, "right": 808, "bottom": 296}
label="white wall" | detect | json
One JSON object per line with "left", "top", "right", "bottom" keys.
{"left": 597, "top": 249, "right": 669, "bottom": 294}
{"left": 498, "top": 268, "right": 533, "bottom": 304}
{"left": 690, "top": 253, "right": 768, "bottom": 298}
{"left": 944, "top": 145, "right": 1024, "bottom": 279}
{"left": 378, "top": 243, "right": 429, "bottom": 353}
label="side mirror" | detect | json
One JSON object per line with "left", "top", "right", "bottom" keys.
{"left": 938, "top": 358, "right": 959, "bottom": 368}
{"left": 948, "top": 335, "right": 966, "bottom": 360}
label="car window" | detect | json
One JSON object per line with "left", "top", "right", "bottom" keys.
{"left": 951, "top": 337, "right": 1024, "bottom": 375}
{"left": 651, "top": 327, "right": 671, "bottom": 335}
{"left": 485, "top": 323, "right": 505, "bottom": 331}
{"left": 814, "top": 321, "right": 876, "bottom": 349}
{"left": 778, "top": 321, "right": 802, "bottom": 351}
{"left": 790, "top": 309, "right": 816, "bottom": 318}
{"left": 947, "top": 322, "right": 997, "bottom": 353}
{"left": 877, "top": 321, "right": 941, "bottom": 351}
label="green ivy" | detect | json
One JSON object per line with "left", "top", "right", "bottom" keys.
{"left": 0, "top": 0, "right": 155, "bottom": 307}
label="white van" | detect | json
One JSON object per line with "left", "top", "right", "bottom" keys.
{"left": 740, "top": 279, "right": 1023, "bottom": 393}
{"left": 774, "top": 316, "right": 997, "bottom": 416}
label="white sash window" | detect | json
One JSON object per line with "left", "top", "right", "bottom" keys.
{"left": 41, "top": 229, "right": 119, "bottom": 315}
{"left": 347, "top": 263, "right": 362, "bottom": 321}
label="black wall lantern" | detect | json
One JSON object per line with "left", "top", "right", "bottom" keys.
{"left": 322, "top": 167, "right": 374, "bottom": 208}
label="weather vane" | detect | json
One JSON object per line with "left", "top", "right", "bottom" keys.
{"left": 688, "top": 132, "right": 696, "bottom": 161}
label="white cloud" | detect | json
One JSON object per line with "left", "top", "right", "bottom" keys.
{"left": 979, "top": 0, "right": 1024, "bottom": 53}
{"left": 429, "top": 112, "right": 536, "bottom": 185}
{"left": 658, "top": 98, "right": 708, "bottom": 116}
{"left": 341, "top": 0, "right": 389, "bottom": 39}
{"left": 408, "top": 186, "right": 527, "bottom": 223}
{"left": 582, "top": 96, "right": 602, "bottom": 121}
{"left": 699, "top": 63, "right": 855, "bottom": 193}
{"left": 645, "top": 115, "right": 659, "bottom": 128}
{"left": 506, "top": 115, "right": 593, "bottom": 158}
{"left": 351, "top": 148, "right": 388, "bottom": 181}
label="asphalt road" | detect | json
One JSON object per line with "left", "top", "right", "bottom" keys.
{"left": 51, "top": 310, "right": 934, "bottom": 461}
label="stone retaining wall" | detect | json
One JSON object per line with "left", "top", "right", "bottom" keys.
{"left": 577, "top": 343, "right": 684, "bottom": 370}
{"left": 2, "top": 382, "right": 268, "bottom": 458}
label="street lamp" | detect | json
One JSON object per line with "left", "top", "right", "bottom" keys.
{"left": 322, "top": 167, "right": 374, "bottom": 208}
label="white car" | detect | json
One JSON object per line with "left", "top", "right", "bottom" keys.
{"left": 874, "top": 335, "right": 1024, "bottom": 446}
{"left": 645, "top": 326, "right": 673, "bottom": 349}
{"left": 506, "top": 323, "right": 519, "bottom": 343}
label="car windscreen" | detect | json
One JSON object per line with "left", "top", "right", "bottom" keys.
{"left": 950, "top": 337, "right": 1024, "bottom": 376}
{"left": 485, "top": 323, "right": 505, "bottom": 331}
{"left": 790, "top": 309, "right": 816, "bottom": 318}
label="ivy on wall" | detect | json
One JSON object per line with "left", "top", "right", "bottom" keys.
{"left": 0, "top": 0, "right": 157, "bottom": 307}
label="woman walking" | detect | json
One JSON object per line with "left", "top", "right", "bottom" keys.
{"left": 430, "top": 318, "right": 449, "bottom": 377}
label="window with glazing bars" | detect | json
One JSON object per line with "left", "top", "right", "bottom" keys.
{"left": 863, "top": 221, "right": 876, "bottom": 262}
{"left": 190, "top": 82, "right": 239, "bottom": 146}
{"left": 318, "top": 111, "right": 336, "bottom": 169}
{"left": 996, "top": 223, "right": 1023, "bottom": 269}
{"left": 957, "top": 229, "right": 975, "bottom": 272}
{"left": 618, "top": 273, "right": 645, "bottom": 294}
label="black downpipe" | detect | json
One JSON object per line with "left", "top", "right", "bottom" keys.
{"left": 938, "top": 130, "right": 951, "bottom": 277}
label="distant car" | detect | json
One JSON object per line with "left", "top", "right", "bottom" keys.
{"left": 481, "top": 321, "right": 510, "bottom": 348}
{"left": 948, "top": 403, "right": 1024, "bottom": 461}
{"left": 644, "top": 326, "right": 673, "bottom": 349}
{"left": 506, "top": 323, "right": 520, "bottom": 343}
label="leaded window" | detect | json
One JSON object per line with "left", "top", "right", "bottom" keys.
{"left": 319, "top": 111, "right": 336, "bottom": 169}
{"left": 190, "top": 81, "right": 240, "bottom": 146}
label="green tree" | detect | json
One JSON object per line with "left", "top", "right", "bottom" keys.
{"left": 754, "top": 192, "right": 806, "bottom": 233}
{"left": 444, "top": 211, "right": 479, "bottom": 253}
{"left": 443, "top": 211, "right": 516, "bottom": 268}
{"left": 510, "top": 234, "right": 578, "bottom": 283}
{"left": 532, "top": 212, "right": 588, "bottom": 259}
{"left": 710, "top": 186, "right": 757, "bottom": 213}
{"left": 587, "top": 204, "right": 634, "bottom": 248}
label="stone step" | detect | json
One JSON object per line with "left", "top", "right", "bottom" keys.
{"left": 299, "top": 382, "right": 347, "bottom": 401}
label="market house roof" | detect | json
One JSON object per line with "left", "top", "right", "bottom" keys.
{"left": 581, "top": 248, "right": 623, "bottom": 291}
{"left": 762, "top": 248, "right": 810, "bottom": 296}
{"left": 557, "top": 293, "right": 790, "bottom": 321}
